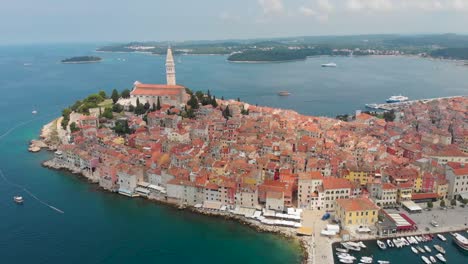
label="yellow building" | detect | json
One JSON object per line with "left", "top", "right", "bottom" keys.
{"left": 344, "top": 170, "right": 372, "bottom": 186}
{"left": 335, "top": 197, "right": 380, "bottom": 227}
{"left": 413, "top": 176, "right": 422, "bottom": 192}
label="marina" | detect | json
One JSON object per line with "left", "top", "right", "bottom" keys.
{"left": 333, "top": 232, "right": 468, "bottom": 264}
{"left": 365, "top": 95, "right": 466, "bottom": 111}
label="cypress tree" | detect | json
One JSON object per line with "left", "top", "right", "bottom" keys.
{"left": 156, "top": 96, "right": 161, "bottom": 110}
{"left": 111, "top": 89, "right": 119, "bottom": 104}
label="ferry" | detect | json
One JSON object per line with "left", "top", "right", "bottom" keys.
{"left": 385, "top": 95, "right": 409, "bottom": 103}
{"left": 14, "top": 196, "right": 24, "bottom": 204}
{"left": 453, "top": 232, "right": 468, "bottom": 251}
{"left": 277, "top": 91, "right": 291, "bottom": 96}
{"left": 321, "top": 62, "right": 337, "bottom": 67}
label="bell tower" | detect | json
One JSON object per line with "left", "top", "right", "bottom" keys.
{"left": 166, "top": 46, "right": 176, "bottom": 85}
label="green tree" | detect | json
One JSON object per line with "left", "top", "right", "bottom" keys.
{"left": 152, "top": 102, "right": 157, "bottom": 112}
{"left": 187, "top": 94, "right": 199, "bottom": 109}
{"left": 383, "top": 110, "right": 396, "bottom": 122}
{"left": 223, "top": 105, "right": 231, "bottom": 119}
{"left": 121, "top": 89, "right": 131, "bottom": 98}
{"left": 62, "top": 108, "right": 72, "bottom": 118}
{"left": 440, "top": 199, "right": 446, "bottom": 207}
{"left": 185, "top": 87, "right": 193, "bottom": 96}
{"left": 86, "top": 94, "right": 105, "bottom": 104}
{"left": 463, "top": 199, "right": 468, "bottom": 205}
{"left": 427, "top": 201, "right": 433, "bottom": 209}
{"left": 195, "top": 91, "right": 204, "bottom": 100}
{"left": 70, "top": 122, "right": 80, "bottom": 133}
{"left": 207, "top": 89, "right": 211, "bottom": 98}
{"left": 102, "top": 107, "right": 113, "bottom": 119}
{"left": 114, "top": 120, "right": 131, "bottom": 135}
{"left": 112, "top": 103, "right": 124, "bottom": 113}
{"left": 111, "top": 89, "right": 119, "bottom": 104}
{"left": 61, "top": 118, "right": 69, "bottom": 130}
{"left": 99, "top": 90, "right": 107, "bottom": 99}
{"left": 451, "top": 199, "right": 457, "bottom": 206}
{"left": 237, "top": 97, "right": 240, "bottom": 102}
{"left": 156, "top": 96, "right": 161, "bottom": 110}
{"left": 134, "top": 98, "right": 146, "bottom": 115}
{"left": 128, "top": 104, "right": 135, "bottom": 112}
{"left": 70, "top": 100, "right": 82, "bottom": 111}
{"left": 144, "top": 101, "right": 151, "bottom": 111}
{"left": 211, "top": 95, "right": 218, "bottom": 108}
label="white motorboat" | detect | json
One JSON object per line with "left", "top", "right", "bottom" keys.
{"left": 32, "top": 110, "right": 38, "bottom": 114}
{"left": 377, "top": 240, "right": 387, "bottom": 250}
{"left": 342, "top": 242, "right": 361, "bottom": 251}
{"left": 437, "top": 234, "right": 447, "bottom": 241}
{"left": 277, "top": 91, "right": 291, "bottom": 96}
{"left": 401, "top": 237, "right": 410, "bottom": 246}
{"left": 387, "top": 239, "right": 394, "bottom": 248}
{"left": 393, "top": 238, "right": 401, "bottom": 248}
{"left": 435, "top": 253, "right": 446, "bottom": 262}
{"left": 429, "top": 256, "right": 436, "bottom": 263}
{"left": 411, "top": 246, "right": 418, "bottom": 254}
{"left": 358, "top": 241, "right": 367, "bottom": 248}
{"left": 321, "top": 62, "right": 337, "bottom": 67}
{"left": 336, "top": 248, "right": 349, "bottom": 253}
{"left": 360, "top": 257, "right": 372, "bottom": 264}
{"left": 386, "top": 95, "right": 409, "bottom": 103}
{"left": 421, "top": 256, "right": 431, "bottom": 264}
{"left": 339, "top": 259, "right": 354, "bottom": 264}
{"left": 417, "top": 246, "right": 425, "bottom": 253}
{"left": 14, "top": 196, "right": 24, "bottom": 204}
{"left": 433, "top": 244, "right": 445, "bottom": 254}
{"left": 424, "top": 245, "right": 431, "bottom": 252}
{"left": 377, "top": 261, "right": 390, "bottom": 264}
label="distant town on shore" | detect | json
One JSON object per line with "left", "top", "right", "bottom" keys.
{"left": 96, "top": 34, "right": 468, "bottom": 62}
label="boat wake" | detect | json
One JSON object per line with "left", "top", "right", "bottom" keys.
{"left": 0, "top": 168, "right": 64, "bottom": 214}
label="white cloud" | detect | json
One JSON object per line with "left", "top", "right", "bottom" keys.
{"left": 317, "top": 0, "right": 334, "bottom": 12}
{"left": 347, "top": 0, "right": 468, "bottom": 12}
{"left": 298, "top": 0, "right": 334, "bottom": 22}
{"left": 258, "top": 0, "right": 284, "bottom": 15}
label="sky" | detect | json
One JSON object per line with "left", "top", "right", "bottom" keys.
{"left": 1, "top": 0, "right": 468, "bottom": 44}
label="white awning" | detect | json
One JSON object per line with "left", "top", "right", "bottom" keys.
{"left": 401, "top": 201, "right": 422, "bottom": 211}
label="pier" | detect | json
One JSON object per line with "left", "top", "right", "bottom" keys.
{"left": 366, "top": 95, "right": 467, "bottom": 111}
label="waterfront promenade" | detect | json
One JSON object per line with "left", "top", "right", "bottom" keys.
{"left": 369, "top": 95, "right": 467, "bottom": 111}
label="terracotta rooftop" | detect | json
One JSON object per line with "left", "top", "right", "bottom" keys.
{"left": 336, "top": 197, "right": 379, "bottom": 212}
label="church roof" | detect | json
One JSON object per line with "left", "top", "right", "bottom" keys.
{"left": 130, "top": 83, "right": 185, "bottom": 96}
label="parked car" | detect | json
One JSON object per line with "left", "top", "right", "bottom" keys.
{"left": 431, "top": 220, "right": 439, "bottom": 227}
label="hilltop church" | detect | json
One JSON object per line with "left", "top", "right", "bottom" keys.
{"left": 129, "top": 47, "right": 187, "bottom": 107}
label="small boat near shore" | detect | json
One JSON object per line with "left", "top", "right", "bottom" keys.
{"left": 336, "top": 248, "right": 348, "bottom": 253}
{"left": 435, "top": 253, "right": 446, "bottom": 262}
{"left": 417, "top": 246, "right": 426, "bottom": 253}
{"left": 411, "top": 246, "right": 418, "bottom": 254}
{"left": 377, "top": 260, "right": 390, "bottom": 264}
{"left": 377, "top": 240, "right": 387, "bottom": 250}
{"left": 341, "top": 242, "right": 361, "bottom": 251}
{"left": 424, "top": 245, "right": 431, "bottom": 252}
{"left": 433, "top": 244, "right": 445, "bottom": 254}
{"left": 437, "top": 234, "right": 447, "bottom": 241}
{"left": 429, "top": 256, "right": 436, "bottom": 263}
{"left": 14, "top": 196, "right": 24, "bottom": 204}
{"left": 358, "top": 241, "right": 367, "bottom": 248}
{"left": 387, "top": 239, "right": 394, "bottom": 248}
{"left": 421, "top": 256, "right": 431, "bottom": 264}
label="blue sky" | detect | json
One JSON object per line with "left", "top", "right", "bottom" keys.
{"left": 1, "top": 0, "right": 468, "bottom": 44}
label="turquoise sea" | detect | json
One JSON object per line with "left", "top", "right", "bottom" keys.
{"left": 0, "top": 43, "right": 467, "bottom": 264}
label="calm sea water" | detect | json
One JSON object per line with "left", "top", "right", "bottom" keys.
{"left": 333, "top": 233, "right": 468, "bottom": 264}
{"left": 0, "top": 43, "right": 467, "bottom": 264}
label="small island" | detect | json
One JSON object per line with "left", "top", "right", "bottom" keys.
{"left": 61, "top": 56, "right": 102, "bottom": 64}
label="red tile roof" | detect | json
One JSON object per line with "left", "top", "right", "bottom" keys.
{"left": 130, "top": 83, "right": 185, "bottom": 96}
{"left": 323, "top": 177, "right": 352, "bottom": 190}
{"left": 411, "top": 193, "right": 439, "bottom": 200}
{"left": 336, "top": 197, "right": 379, "bottom": 212}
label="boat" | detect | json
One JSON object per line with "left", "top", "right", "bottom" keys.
{"left": 387, "top": 239, "right": 394, "bottom": 248}
{"left": 358, "top": 241, "right": 367, "bottom": 248}
{"left": 437, "top": 234, "right": 447, "bottom": 241}
{"left": 365, "top": 103, "right": 379, "bottom": 109}
{"left": 13, "top": 196, "right": 24, "bottom": 204}
{"left": 339, "top": 259, "right": 354, "bottom": 264}
{"left": 417, "top": 246, "right": 426, "bottom": 253}
{"left": 32, "top": 110, "right": 37, "bottom": 115}
{"left": 360, "top": 257, "right": 372, "bottom": 264}
{"left": 429, "top": 256, "right": 436, "bottom": 263}
{"left": 401, "top": 237, "right": 410, "bottom": 246}
{"left": 377, "top": 261, "right": 390, "bottom": 264}
{"left": 453, "top": 232, "right": 468, "bottom": 251}
{"left": 377, "top": 240, "right": 387, "bottom": 250}
{"left": 415, "top": 236, "right": 422, "bottom": 243}
{"left": 341, "top": 242, "right": 361, "bottom": 251}
{"left": 336, "top": 248, "right": 349, "bottom": 253}
{"left": 433, "top": 244, "right": 445, "bottom": 254}
{"left": 393, "top": 238, "right": 401, "bottom": 248}
{"left": 435, "top": 253, "right": 446, "bottom": 262}
{"left": 277, "top": 91, "right": 291, "bottom": 96}
{"left": 421, "top": 256, "right": 431, "bottom": 264}
{"left": 424, "top": 245, "right": 431, "bottom": 252}
{"left": 321, "top": 62, "right": 337, "bottom": 67}
{"left": 411, "top": 246, "right": 418, "bottom": 254}
{"left": 385, "top": 95, "right": 409, "bottom": 103}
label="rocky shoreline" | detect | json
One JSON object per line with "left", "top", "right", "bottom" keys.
{"left": 40, "top": 152, "right": 311, "bottom": 263}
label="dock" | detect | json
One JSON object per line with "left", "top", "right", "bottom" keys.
{"left": 366, "top": 95, "right": 467, "bottom": 111}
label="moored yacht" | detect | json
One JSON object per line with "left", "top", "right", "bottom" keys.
{"left": 435, "top": 253, "right": 446, "bottom": 262}
{"left": 437, "top": 234, "right": 447, "bottom": 241}
{"left": 453, "top": 232, "right": 468, "bottom": 251}
{"left": 421, "top": 256, "right": 431, "bottom": 264}
{"left": 433, "top": 244, "right": 445, "bottom": 254}
{"left": 377, "top": 240, "right": 387, "bottom": 250}
{"left": 14, "top": 196, "right": 24, "bottom": 204}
